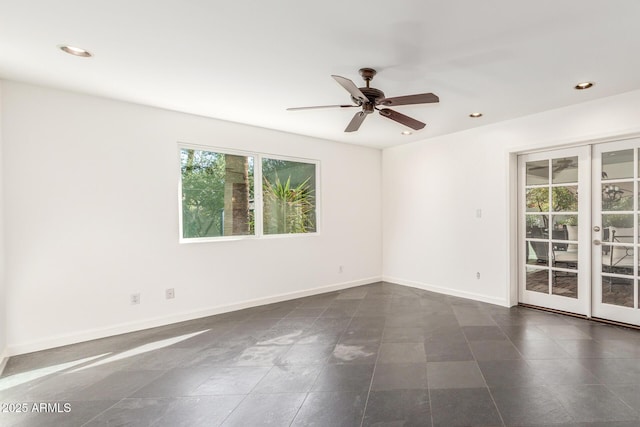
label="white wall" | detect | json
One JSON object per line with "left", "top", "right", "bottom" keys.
{"left": 383, "top": 89, "right": 640, "bottom": 306}
{"left": 2, "top": 81, "right": 382, "bottom": 355}
{"left": 0, "top": 83, "right": 6, "bottom": 367}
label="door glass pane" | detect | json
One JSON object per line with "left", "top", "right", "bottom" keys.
{"left": 552, "top": 157, "right": 578, "bottom": 184}
{"left": 526, "top": 267, "right": 549, "bottom": 294}
{"left": 602, "top": 181, "right": 633, "bottom": 211}
{"left": 552, "top": 271, "right": 578, "bottom": 298}
{"left": 526, "top": 188, "right": 549, "bottom": 212}
{"left": 602, "top": 245, "right": 634, "bottom": 275}
{"left": 527, "top": 240, "right": 549, "bottom": 266}
{"left": 553, "top": 244, "right": 577, "bottom": 270}
{"left": 551, "top": 216, "right": 577, "bottom": 238}
{"left": 526, "top": 215, "right": 548, "bottom": 237}
{"left": 551, "top": 216, "right": 578, "bottom": 268}
{"left": 602, "top": 149, "right": 633, "bottom": 180}
{"left": 610, "top": 226, "right": 634, "bottom": 244}
{"left": 603, "top": 214, "right": 634, "bottom": 229}
{"left": 526, "top": 160, "right": 549, "bottom": 185}
{"left": 602, "top": 276, "right": 634, "bottom": 307}
{"left": 552, "top": 186, "right": 578, "bottom": 212}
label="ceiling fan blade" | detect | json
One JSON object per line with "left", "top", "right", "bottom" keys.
{"left": 379, "top": 93, "right": 439, "bottom": 106}
{"left": 287, "top": 104, "right": 358, "bottom": 111}
{"left": 379, "top": 108, "right": 426, "bottom": 130}
{"left": 332, "top": 75, "right": 369, "bottom": 104}
{"left": 345, "top": 111, "right": 367, "bottom": 132}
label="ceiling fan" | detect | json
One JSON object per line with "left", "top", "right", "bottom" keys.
{"left": 287, "top": 68, "right": 439, "bottom": 133}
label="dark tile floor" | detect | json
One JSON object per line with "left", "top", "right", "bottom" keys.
{"left": 2, "top": 282, "right": 640, "bottom": 426}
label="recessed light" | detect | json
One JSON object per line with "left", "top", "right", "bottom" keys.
{"left": 401, "top": 130, "right": 412, "bottom": 135}
{"left": 574, "top": 81, "right": 594, "bottom": 90}
{"left": 59, "top": 45, "right": 92, "bottom": 57}
{"left": 469, "top": 112, "right": 483, "bottom": 118}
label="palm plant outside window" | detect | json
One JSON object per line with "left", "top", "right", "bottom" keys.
{"left": 262, "top": 158, "right": 316, "bottom": 234}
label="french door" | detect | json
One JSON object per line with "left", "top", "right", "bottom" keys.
{"left": 518, "top": 138, "right": 640, "bottom": 327}
{"left": 518, "top": 146, "right": 591, "bottom": 316}
{"left": 592, "top": 140, "right": 640, "bottom": 325}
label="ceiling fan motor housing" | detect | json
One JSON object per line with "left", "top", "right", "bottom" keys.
{"left": 352, "top": 87, "right": 385, "bottom": 113}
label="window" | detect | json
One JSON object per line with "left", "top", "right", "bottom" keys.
{"left": 262, "top": 157, "right": 317, "bottom": 235}
{"left": 180, "top": 148, "right": 254, "bottom": 239}
{"left": 179, "top": 146, "right": 318, "bottom": 241}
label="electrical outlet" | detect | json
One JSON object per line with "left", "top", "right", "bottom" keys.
{"left": 476, "top": 272, "right": 481, "bottom": 280}
{"left": 339, "top": 265, "right": 344, "bottom": 273}
{"left": 131, "top": 293, "right": 141, "bottom": 305}
{"left": 166, "top": 288, "right": 175, "bottom": 299}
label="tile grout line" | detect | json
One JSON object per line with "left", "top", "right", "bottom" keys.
{"left": 79, "top": 398, "right": 124, "bottom": 427}
{"left": 334, "top": 295, "right": 373, "bottom": 427}
{"left": 418, "top": 295, "right": 436, "bottom": 427}
{"left": 425, "top": 348, "right": 434, "bottom": 427}
{"left": 358, "top": 313, "right": 384, "bottom": 427}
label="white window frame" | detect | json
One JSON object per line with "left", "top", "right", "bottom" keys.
{"left": 178, "top": 143, "right": 321, "bottom": 243}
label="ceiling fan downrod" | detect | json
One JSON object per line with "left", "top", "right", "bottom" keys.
{"left": 359, "top": 67, "right": 377, "bottom": 88}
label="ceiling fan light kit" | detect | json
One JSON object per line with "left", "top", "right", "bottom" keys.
{"left": 287, "top": 67, "right": 439, "bottom": 133}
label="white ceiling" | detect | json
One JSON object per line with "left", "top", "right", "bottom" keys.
{"left": 1, "top": 1, "right": 639, "bottom": 149}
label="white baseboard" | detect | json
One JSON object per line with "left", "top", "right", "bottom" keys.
{"left": 383, "top": 276, "right": 510, "bottom": 308}
{"left": 7, "top": 276, "right": 381, "bottom": 356}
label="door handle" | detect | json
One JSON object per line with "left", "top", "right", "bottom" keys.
{"left": 593, "top": 240, "right": 602, "bottom": 246}
{"left": 593, "top": 226, "right": 601, "bottom": 232}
